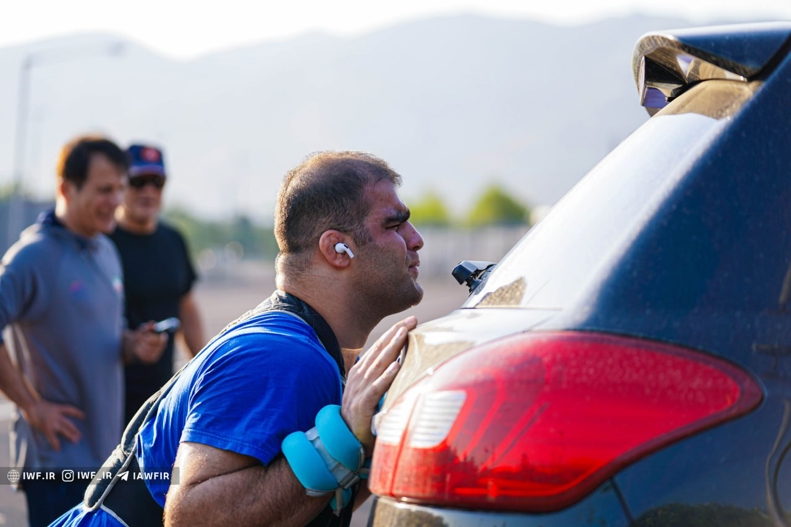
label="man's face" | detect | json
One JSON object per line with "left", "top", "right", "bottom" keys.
{"left": 64, "top": 153, "right": 125, "bottom": 237}
{"left": 122, "top": 173, "right": 165, "bottom": 225}
{"left": 352, "top": 180, "right": 425, "bottom": 315}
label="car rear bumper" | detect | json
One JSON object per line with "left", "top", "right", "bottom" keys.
{"left": 367, "top": 482, "right": 632, "bottom": 527}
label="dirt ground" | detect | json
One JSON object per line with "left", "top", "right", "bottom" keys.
{"left": 0, "top": 261, "right": 470, "bottom": 525}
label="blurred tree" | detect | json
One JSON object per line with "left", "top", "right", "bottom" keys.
{"left": 229, "top": 215, "right": 279, "bottom": 258}
{"left": 163, "top": 207, "right": 278, "bottom": 260}
{"left": 466, "top": 183, "right": 530, "bottom": 227}
{"left": 409, "top": 191, "right": 452, "bottom": 227}
{"left": 164, "top": 206, "right": 224, "bottom": 255}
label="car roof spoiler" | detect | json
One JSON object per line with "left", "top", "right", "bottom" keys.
{"left": 633, "top": 22, "right": 791, "bottom": 115}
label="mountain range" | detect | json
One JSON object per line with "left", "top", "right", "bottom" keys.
{"left": 0, "top": 13, "right": 737, "bottom": 222}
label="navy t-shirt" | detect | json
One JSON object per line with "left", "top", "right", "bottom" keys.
{"left": 109, "top": 222, "right": 197, "bottom": 410}
{"left": 136, "top": 310, "right": 344, "bottom": 507}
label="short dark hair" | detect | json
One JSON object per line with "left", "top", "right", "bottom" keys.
{"left": 275, "top": 151, "right": 402, "bottom": 275}
{"left": 56, "top": 135, "right": 128, "bottom": 189}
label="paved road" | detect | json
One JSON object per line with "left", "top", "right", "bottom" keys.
{"left": 0, "top": 263, "right": 468, "bottom": 525}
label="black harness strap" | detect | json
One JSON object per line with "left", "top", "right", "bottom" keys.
{"left": 225, "top": 290, "right": 345, "bottom": 383}
{"left": 84, "top": 291, "right": 352, "bottom": 527}
{"left": 99, "top": 454, "right": 161, "bottom": 526}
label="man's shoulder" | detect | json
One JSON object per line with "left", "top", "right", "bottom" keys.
{"left": 3, "top": 224, "right": 63, "bottom": 265}
{"left": 110, "top": 222, "right": 184, "bottom": 241}
{"left": 156, "top": 220, "right": 187, "bottom": 241}
{"left": 226, "top": 310, "right": 318, "bottom": 343}
{"left": 213, "top": 311, "right": 328, "bottom": 362}
{"left": 196, "top": 312, "right": 341, "bottom": 396}
{"left": 186, "top": 312, "right": 337, "bottom": 393}
{"left": 154, "top": 222, "right": 192, "bottom": 257}
{"left": 109, "top": 222, "right": 188, "bottom": 256}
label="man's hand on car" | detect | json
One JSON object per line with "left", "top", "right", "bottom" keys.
{"left": 341, "top": 316, "right": 417, "bottom": 455}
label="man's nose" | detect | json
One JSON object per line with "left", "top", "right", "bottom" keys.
{"left": 405, "top": 221, "right": 424, "bottom": 251}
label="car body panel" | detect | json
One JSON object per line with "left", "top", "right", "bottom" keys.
{"left": 613, "top": 394, "right": 791, "bottom": 524}
{"left": 545, "top": 48, "right": 791, "bottom": 370}
{"left": 368, "top": 481, "right": 631, "bottom": 527}
{"left": 369, "top": 23, "right": 791, "bottom": 526}
{"left": 381, "top": 307, "right": 558, "bottom": 412}
{"left": 462, "top": 81, "right": 759, "bottom": 315}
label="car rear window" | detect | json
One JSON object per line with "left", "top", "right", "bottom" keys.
{"left": 465, "top": 80, "right": 759, "bottom": 309}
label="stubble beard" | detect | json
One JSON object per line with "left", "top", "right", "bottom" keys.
{"left": 354, "top": 249, "right": 424, "bottom": 324}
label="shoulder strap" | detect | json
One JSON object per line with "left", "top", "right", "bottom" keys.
{"left": 220, "top": 290, "right": 346, "bottom": 383}
{"left": 85, "top": 291, "right": 347, "bottom": 517}
{"left": 85, "top": 326, "right": 271, "bottom": 511}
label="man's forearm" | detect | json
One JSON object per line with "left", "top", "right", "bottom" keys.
{"left": 0, "top": 342, "right": 36, "bottom": 413}
{"left": 165, "top": 455, "right": 330, "bottom": 527}
{"left": 121, "top": 329, "right": 137, "bottom": 364}
{"left": 178, "top": 293, "right": 205, "bottom": 357}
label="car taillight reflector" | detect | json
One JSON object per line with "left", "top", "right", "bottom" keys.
{"left": 407, "top": 391, "right": 466, "bottom": 448}
{"left": 369, "top": 331, "right": 762, "bottom": 512}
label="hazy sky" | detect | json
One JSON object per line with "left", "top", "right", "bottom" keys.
{"left": 3, "top": 0, "right": 790, "bottom": 59}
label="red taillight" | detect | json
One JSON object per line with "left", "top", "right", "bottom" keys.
{"left": 370, "top": 332, "right": 762, "bottom": 512}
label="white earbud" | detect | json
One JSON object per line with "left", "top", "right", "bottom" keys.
{"left": 334, "top": 242, "right": 355, "bottom": 259}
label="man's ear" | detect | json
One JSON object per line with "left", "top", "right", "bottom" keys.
{"left": 58, "top": 178, "right": 74, "bottom": 203}
{"left": 318, "top": 230, "right": 353, "bottom": 269}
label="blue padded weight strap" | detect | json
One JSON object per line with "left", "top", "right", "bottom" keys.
{"left": 281, "top": 431, "right": 339, "bottom": 494}
{"left": 315, "top": 405, "right": 363, "bottom": 472}
{"left": 330, "top": 487, "right": 353, "bottom": 513}
{"left": 282, "top": 403, "right": 371, "bottom": 516}
{"left": 358, "top": 458, "right": 371, "bottom": 480}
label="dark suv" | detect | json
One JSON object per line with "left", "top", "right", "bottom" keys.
{"left": 367, "top": 23, "right": 791, "bottom": 527}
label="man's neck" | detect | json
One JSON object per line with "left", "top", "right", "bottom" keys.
{"left": 116, "top": 210, "right": 157, "bottom": 234}
{"left": 281, "top": 283, "right": 377, "bottom": 358}
{"left": 55, "top": 202, "right": 96, "bottom": 238}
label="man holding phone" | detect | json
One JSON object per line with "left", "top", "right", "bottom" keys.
{"left": 110, "top": 144, "right": 206, "bottom": 423}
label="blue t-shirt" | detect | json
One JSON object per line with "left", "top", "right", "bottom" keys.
{"left": 137, "top": 310, "right": 344, "bottom": 506}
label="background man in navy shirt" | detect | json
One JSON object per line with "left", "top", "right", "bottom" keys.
{"left": 110, "top": 143, "right": 206, "bottom": 424}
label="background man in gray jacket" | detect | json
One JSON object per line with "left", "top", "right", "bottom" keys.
{"left": 0, "top": 135, "right": 167, "bottom": 527}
